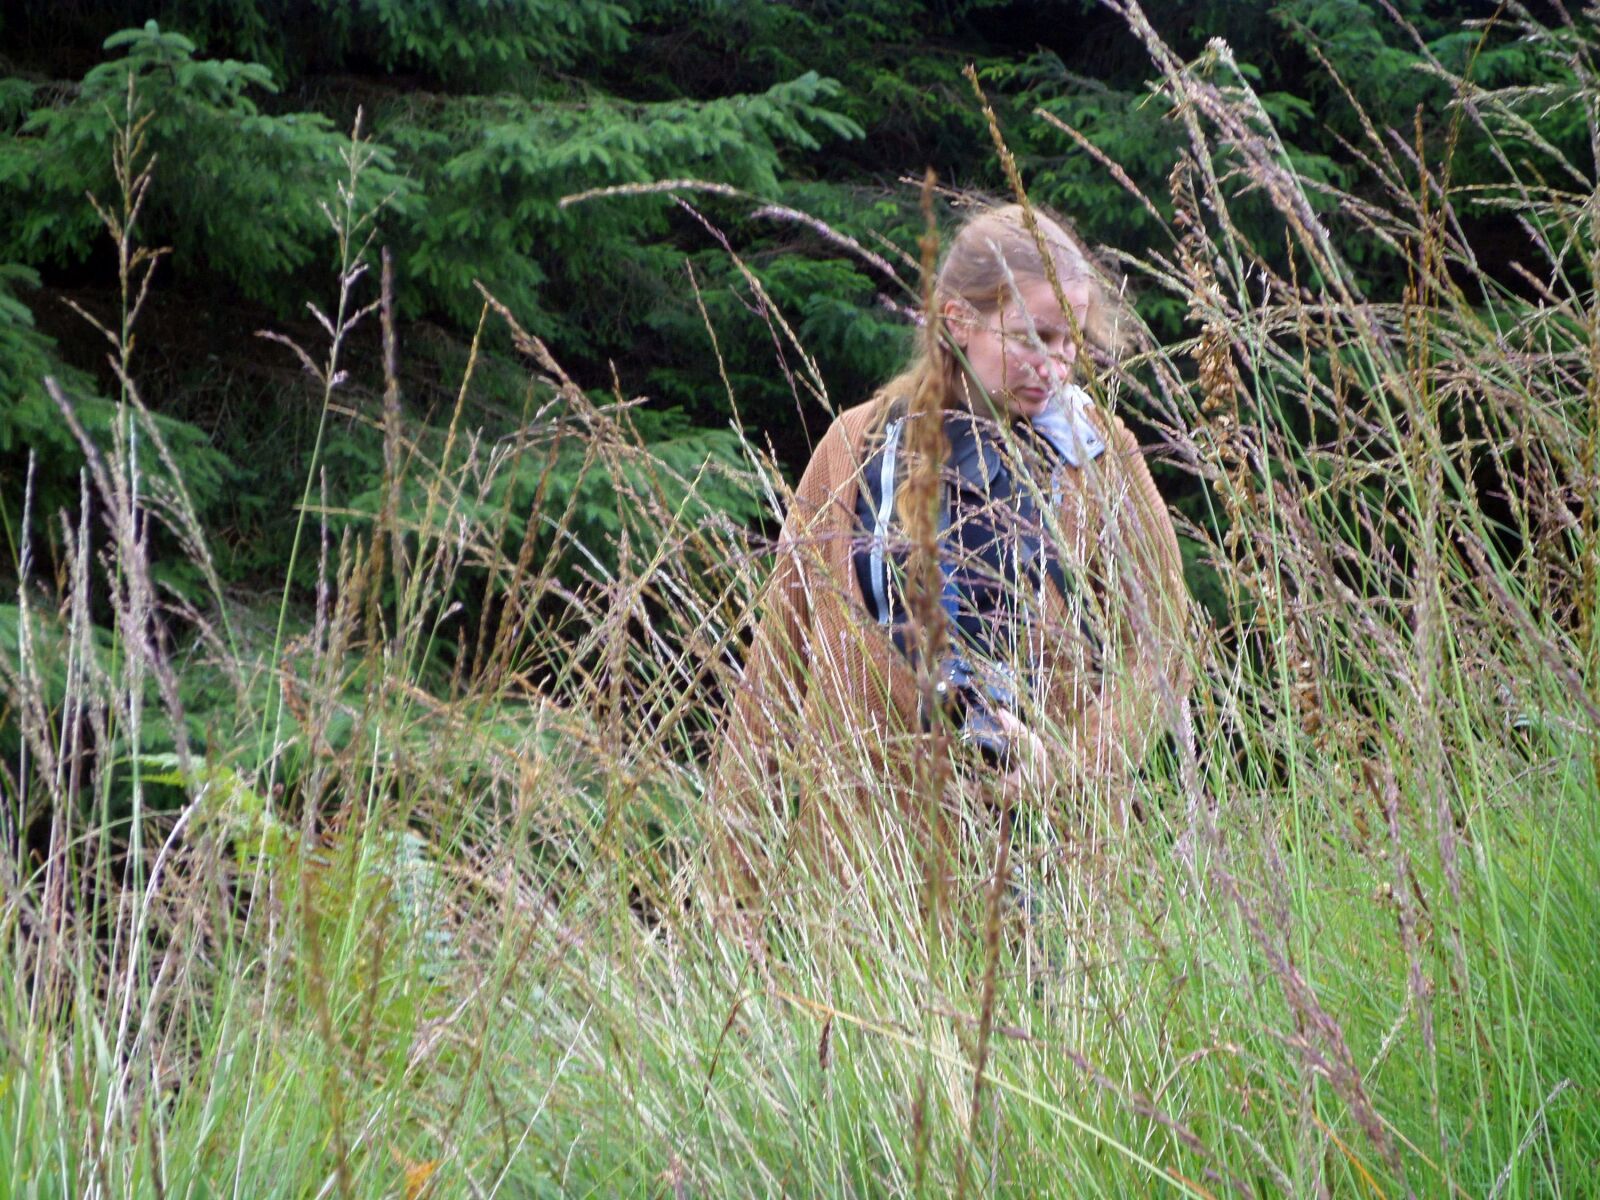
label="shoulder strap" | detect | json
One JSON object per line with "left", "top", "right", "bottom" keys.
{"left": 868, "top": 416, "right": 906, "bottom": 626}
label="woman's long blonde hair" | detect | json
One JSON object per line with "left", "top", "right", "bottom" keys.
{"left": 871, "top": 202, "right": 1124, "bottom": 420}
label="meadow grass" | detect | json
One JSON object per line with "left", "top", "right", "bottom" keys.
{"left": 3, "top": 5, "right": 1598, "bottom": 1197}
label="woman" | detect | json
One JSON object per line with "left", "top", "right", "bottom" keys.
{"left": 713, "top": 202, "right": 1189, "bottom": 890}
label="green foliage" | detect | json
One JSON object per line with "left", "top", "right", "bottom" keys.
{"left": 341, "top": 399, "right": 764, "bottom": 596}
{"left": 1, "top": 0, "right": 1593, "bottom": 608}
{"left": 0, "top": 262, "right": 231, "bottom": 575}
{"left": 0, "top": 600, "right": 113, "bottom": 721}
{"left": 387, "top": 71, "right": 862, "bottom": 337}
{"left": 640, "top": 203, "right": 914, "bottom": 426}
{"left": 0, "top": 79, "right": 36, "bottom": 127}
{"left": 3, "top": 382, "right": 234, "bottom": 563}
{"left": 0, "top": 264, "right": 90, "bottom": 493}
{"left": 309, "top": 0, "right": 634, "bottom": 85}
{"left": 0, "top": 21, "right": 412, "bottom": 307}
{"left": 0, "top": 8, "right": 875, "bottom": 597}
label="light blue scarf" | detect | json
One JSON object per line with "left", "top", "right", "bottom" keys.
{"left": 1027, "top": 383, "right": 1106, "bottom": 467}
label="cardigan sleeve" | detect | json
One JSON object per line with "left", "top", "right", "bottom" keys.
{"left": 708, "top": 415, "right": 856, "bottom": 893}
{"left": 1062, "top": 416, "right": 1191, "bottom": 786}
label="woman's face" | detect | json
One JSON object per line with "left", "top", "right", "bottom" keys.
{"left": 946, "top": 276, "right": 1091, "bottom": 419}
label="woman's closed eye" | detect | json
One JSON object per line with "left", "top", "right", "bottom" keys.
{"left": 1003, "top": 324, "right": 1073, "bottom": 349}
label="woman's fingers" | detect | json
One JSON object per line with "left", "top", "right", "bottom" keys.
{"left": 995, "top": 708, "right": 1051, "bottom": 794}
{"left": 994, "top": 708, "right": 1027, "bottom": 738}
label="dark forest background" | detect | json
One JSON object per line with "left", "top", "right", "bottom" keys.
{"left": 2, "top": 1, "right": 1547, "bottom": 604}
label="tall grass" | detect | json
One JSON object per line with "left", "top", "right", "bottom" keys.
{"left": 3, "top": 3, "right": 1597, "bottom": 1197}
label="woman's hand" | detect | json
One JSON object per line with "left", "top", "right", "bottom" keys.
{"left": 994, "top": 708, "right": 1052, "bottom": 797}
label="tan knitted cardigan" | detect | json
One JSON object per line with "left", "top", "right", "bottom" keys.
{"left": 712, "top": 397, "right": 1189, "bottom": 876}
